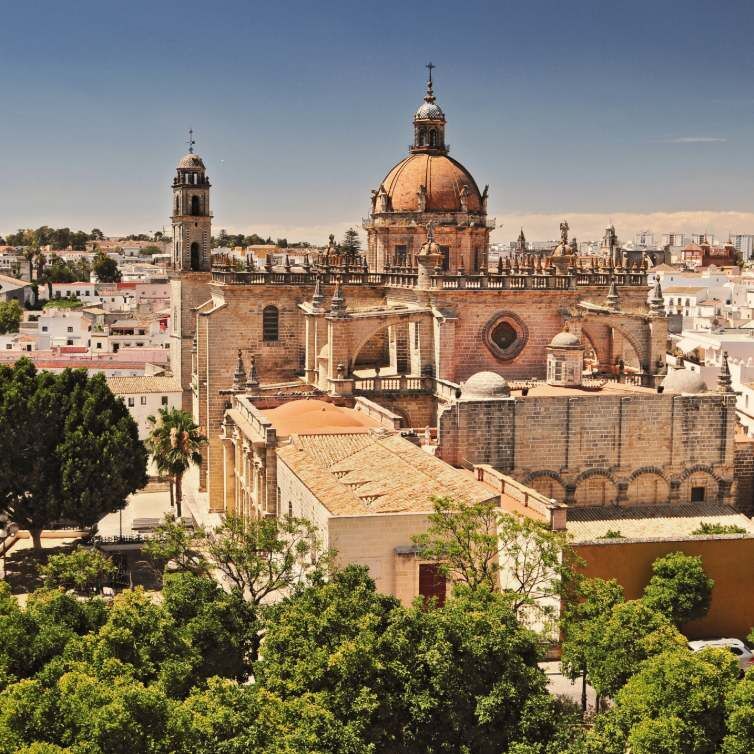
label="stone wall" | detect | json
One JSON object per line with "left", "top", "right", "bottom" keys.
{"left": 169, "top": 273, "right": 211, "bottom": 412}
{"left": 430, "top": 285, "right": 652, "bottom": 383}
{"left": 734, "top": 438, "right": 754, "bottom": 514}
{"left": 438, "top": 392, "right": 737, "bottom": 507}
{"left": 369, "top": 393, "right": 437, "bottom": 428}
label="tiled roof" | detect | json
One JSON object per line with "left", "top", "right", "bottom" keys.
{"left": 277, "top": 431, "right": 496, "bottom": 516}
{"left": 567, "top": 503, "right": 754, "bottom": 542}
{"left": 106, "top": 376, "right": 181, "bottom": 394}
{"left": 0, "top": 274, "right": 28, "bottom": 288}
{"left": 663, "top": 286, "right": 707, "bottom": 294}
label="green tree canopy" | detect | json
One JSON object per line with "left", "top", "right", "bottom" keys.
{"left": 642, "top": 551, "right": 714, "bottom": 625}
{"left": 39, "top": 548, "right": 117, "bottom": 595}
{"left": 0, "top": 301, "right": 22, "bottom": 335}
{"left": 145, "top": 513, "right": 329, "bottom": 662}
{"left": 581, "top": 648, "right": 738, "bottom": 754}
{"left": 257, "top": 566, "right": 570, "bottom": 754}
{"left": 0, "top": 360, "right": 147, "bottom": 551}
{"left": 340, "top": 228, "right": 361, "bottom": 257}
{"left": 561, "top": 577, "right": 625, "bottom": 709}
{"left": 581, "top": 600, "right": 688, "bottom": 699}
{"left": 91, "top": 250, "right": 121, "bottom": 283}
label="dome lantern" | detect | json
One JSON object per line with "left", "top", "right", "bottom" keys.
{"left": 411, "top": 63, "right": 447, "bottom": 155}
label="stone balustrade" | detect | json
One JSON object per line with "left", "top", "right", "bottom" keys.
{"left": 211, "top": 266, "right": 648, "bottom": 289}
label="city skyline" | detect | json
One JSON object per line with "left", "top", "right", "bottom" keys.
{"left": 3, "top": 0, "right": 754, "bottom": 243}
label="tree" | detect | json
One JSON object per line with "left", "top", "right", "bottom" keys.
{"left": 257, "top": 567, "right": 573, "bottom": 754}
{"left": 146, "top": 513, "right": 329, "bottom": 662}
{"left": 89, "top": 229, "right": 104, "bottom": 241}
{"left": 91, "top": 250, "right": 121, "bottom": 283}
{"left": 0, "top": 301, "right": 22, "bottom": 335}
{"left": 341, "top": 228, "right": 361, "bottom": 258}
{"left": 581, "top": 648, "right": 738, "bottom": 754}
{"left": 561, "top": 577, "right": 625, "bottom": 710}
{"left": 413, "top": 497, "right": 579, "bottom": 625}
{"left": 722, "top": 667, "right": 754, "bottom": 753}
{"left": 642, "top": 551, "right": 714, "bottom": 625}
{"left": 161, "top": 572, "right": 254, "bottom": 683}
{"left": 143, "top": 515, "right": 208, "bottom": 576}
{"left": 145, "top": 408, "right": 205, "bottom": 519}
{"left": 39, "top": 548, "right": 116, "bottom": 594}
{"left": 138, "top": 245, "right": 162, "bottom": 256}
{"left": 413, "top": 497, "right": 500, "bottom": 591}
{"left": 0, "top": 360, "right": 148, "bottom": 552}
{"left": 582, "top": 600, "right": 687, "bottom": 699}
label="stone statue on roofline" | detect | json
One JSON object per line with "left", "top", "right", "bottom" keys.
{"left": 552, "top": 220, "right": 575, "bottom": 257}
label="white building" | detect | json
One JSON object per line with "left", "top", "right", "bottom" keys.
{"left": 733, "top": 234, "right": 754, "bottom": 262}
{"left": 37, "top": 309, "right": 90, "bottom": 347}
{"left": 634, "top": 230, "right": 655, "bottom": 247}
{"left": 105, "top": 375, "right": 182, "bottom": 439}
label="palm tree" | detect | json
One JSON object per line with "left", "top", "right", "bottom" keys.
{"left": 146, "top": 408, "right": 206, "bottom": 519}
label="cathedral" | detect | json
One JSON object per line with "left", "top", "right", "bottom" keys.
{"left": 168, "top": 70, "right": 749, "bottom": 531}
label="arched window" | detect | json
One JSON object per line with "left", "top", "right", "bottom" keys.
{"left": 429, "top": 129, "right": 437, "bottom": 147}
{"left": 190, "top": 242, "right": 200, "bottom": 271}
{"left": 419, "top": 128, "right": 427, "bottom": 146}
{"left": 191, "top": 195, "right": 200, "bottom": 215}
{"left": 263, "top": 305, "right": 279, "bottom": 342}
{"left": 174, "top": 196, "right": 179, "bottom": 214}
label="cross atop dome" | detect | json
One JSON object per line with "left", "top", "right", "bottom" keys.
{"left": 425, "top": 62, "right": 436, "bottom": 102}
{"left": 187, "top": 128, "right": 195, "bottom": 154}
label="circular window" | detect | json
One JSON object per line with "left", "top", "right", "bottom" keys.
{"left": 483, "top": 312, "right": 528, "bottom": 361}
{"left": 491, "top": 321, "right": 517, "bottom": 350}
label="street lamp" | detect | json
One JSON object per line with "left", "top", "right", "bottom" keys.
{"left": 0, "top": 512, "right": 8, "bottom": 581}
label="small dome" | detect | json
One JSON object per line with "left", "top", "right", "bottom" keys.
{"left": 178, "top": 153, "right": 205, "bottom": 170}
{"left": 549, "top": 330, "right": 582, "bottom": 348}
{"left": 661, "top": 368, "right": 708, "bottom": 395}
{"left": 415, "top": 101, "right": 444, "bottom": 120}
{"left": 461, "top": 371, "right": 510, "bottom": 400}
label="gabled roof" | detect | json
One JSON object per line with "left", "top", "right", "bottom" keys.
{"left": 277, "top": 431, "right": 496, "bottom": 516}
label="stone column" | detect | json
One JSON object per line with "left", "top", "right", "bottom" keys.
{"left": 222, "top": 436, "right": 236, "bottom": 515}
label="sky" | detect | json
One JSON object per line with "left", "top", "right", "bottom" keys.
{"left": 3, "top": 0, "right": 754, "bottom": 244}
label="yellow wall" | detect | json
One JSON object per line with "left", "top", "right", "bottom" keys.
{"left": 575, "top": 537, "right": 754, "bottom": 639}
{"left": 329, "top": 513, "right": 432, "bottom": 603}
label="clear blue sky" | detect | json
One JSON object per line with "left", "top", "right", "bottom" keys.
{"left": 2, "top": 0, "right": 754, "bottom": 243}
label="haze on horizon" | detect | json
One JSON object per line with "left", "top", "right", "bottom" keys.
{"left": 2, "top": 0, "right": 754, "bottom": 245}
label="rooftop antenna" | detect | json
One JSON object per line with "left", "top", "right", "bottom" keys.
{"left": 187, "top": 128, "right": 195, "bottom": 154}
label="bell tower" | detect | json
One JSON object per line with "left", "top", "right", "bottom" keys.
{"left": 172, "top": 130, "right": 211, "bottom": 271}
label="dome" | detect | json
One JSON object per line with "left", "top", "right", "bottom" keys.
{"left": 178, "top": 153, "right": 205, "bottom": 170}
{"left": 549, "top": 330, "right": 582, "bottom": 348}
{"left": 461, "top": 371, "right": 510, "bottom": 400}
{"left": 661, "top": 368, "right": 708, "bottom": 395}
{"left": 415, "top": 101, "right": 444, "bottom": 120}
{"left": 380, "top": 153, "right": 482, "bottom": 213}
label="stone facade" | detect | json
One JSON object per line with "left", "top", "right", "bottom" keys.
{"left": 437, "top": 389, "right": 738, "bottom": 509}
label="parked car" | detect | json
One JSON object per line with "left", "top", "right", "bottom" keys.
{"left": 688, "top": 638, "right": 754, "bottom": 674}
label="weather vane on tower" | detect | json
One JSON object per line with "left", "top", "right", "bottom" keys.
{"left": 187, "top": 128, "right": 195, "bottom": 155}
